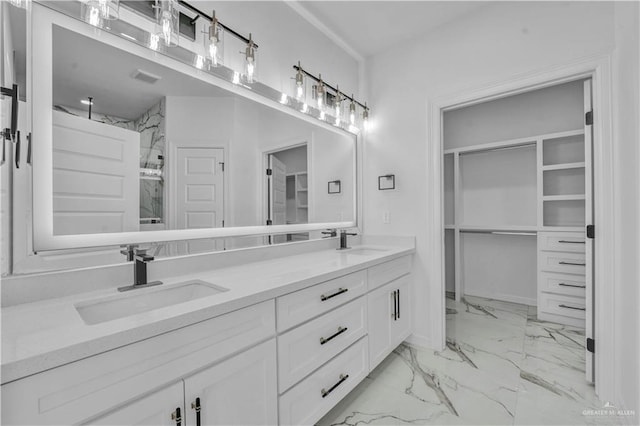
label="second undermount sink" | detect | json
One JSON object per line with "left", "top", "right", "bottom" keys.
{"left": 343, "top": 247, "right": 390, "bottom": 256}
{"left": 75, "top": 280, "right": 228, "bottom": 325}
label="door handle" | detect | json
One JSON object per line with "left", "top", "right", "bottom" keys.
{"left": 191, "top": 397, "right": 201, "bottom": 426}
{"left": 559, "top": 304, "right": 586, "bottom": 311}
{"left": 320, "top": 326, "right": 348, "bottom": 345}
{"left": 397, "top": 288, "right": 400, "bottom": 319}
{"left": 558, "top": 240, "right": 585, "bottom": 244}
{"left": 559, "top": 261, "right": 586, "bottom": 266}
{"left": 321, "top": 374, "right": 349, "bottom": 398}
{"left": 321, "top": 288, "right": 348, "bottom": 301}
{"left": 558, "top": 283, "right": 586, "bottom": 289}
{"left": 171, "top": 407, "right": 182, "bottom": 426}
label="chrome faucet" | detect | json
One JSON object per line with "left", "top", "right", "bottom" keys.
{"left": 118, "top": 247, "right": 163, "bottom": 292}
{"left": 338, "top": 230, "right": 357, "bottom": 250}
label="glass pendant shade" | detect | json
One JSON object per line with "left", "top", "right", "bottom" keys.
{"left": 205, "top": 11, "right": 223, "bottom": 67}
{"left": 244, "top": 34, "right": 257, "bottom": 83}
{"left": 349, "top": 98, "right": 357, "bottom": 125}
{"left": 294, "top": 61, "right": 306, "bottom": 101}
{"left": 156, "top": 0, "right": 179, "bottom": 47}
{"left": 334, "top": 88, "right": 343, "bottom": 126}
{"left": 83, "top": 0, "right": 119, "bottom": 27}
{"left": 314, "top": 75, "right": 325, "bottom": 111}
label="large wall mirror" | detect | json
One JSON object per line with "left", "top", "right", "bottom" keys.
{"left": 31, "top": 3, "right": 357, "bottom": 252}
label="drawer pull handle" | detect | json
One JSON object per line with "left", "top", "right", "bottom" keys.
{"left": 559, "top": 304, "right": 586, "bottom": 311}
{"left": 559, "top": 283, "right": 586, "bottom": 289}
{"left": 171, "top": 407, "right": 182, "bottom": 426}
{"left": 321, "top": 288, "right": 348, "bottom": 301}
{"left": 191, "top": 397, "right": 201, "bottom": 426}
{"left": 320, "top": 326, "right": 348, "bottom": 345}
{"left": 558, "top": 240, "right": 585, "bottom": 244}
{"left": 321, "top": 373, "right": 349, "bottom": 398}
{"left": 559, "top": 261, "right": 586, "bottom": 266}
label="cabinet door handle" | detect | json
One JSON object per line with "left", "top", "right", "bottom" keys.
{"left": 558, "top": 283, "right": 586, "bottom": 289}
{"left": 191, "top": 397, "right": 201, "bottom": 426}
{"left": 558, "top": 240, "right": 585, "bottom": 244}
{"left": 171, "top": 407, "right": 182, "bottom": 426}
{"left": 321, "top": 287, "right": 348, "bottom": 301}
{"left": 397, "top": 289, "right": 400, "bottom": 319}
{"left": 391, "top": 290, "right": 397, "bottom": 320}
{"left": 321, "top": 373, "right": 349, "bottom": 398}
{"left": 559, "top": 304, "right": 586, "bottom": 311}
{"left": 320, "top": 326, "right": 348, "bottom": 345}
{"left": 559, "top": 261, "right": 586, "bottom": 266}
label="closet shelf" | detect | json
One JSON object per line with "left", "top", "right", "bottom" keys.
{"left": 543, "top": 195, "right": 586, "bottom": 201}
{"left": 458, "top": 225, "right": 538, "bottom": 233}
{"left": 542, "top": 162, "right": 586, "bottom": 171}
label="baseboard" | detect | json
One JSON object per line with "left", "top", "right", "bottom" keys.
{"left": 464, "top": 290, "right": 536, "bottom": 307}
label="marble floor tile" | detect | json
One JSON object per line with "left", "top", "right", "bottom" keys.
{"left": 317, "top": 295, "right": 623, "bottom": 426}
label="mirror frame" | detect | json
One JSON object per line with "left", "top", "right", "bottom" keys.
{"left": 32, "top": 3, "right": 358, "bottom": 251}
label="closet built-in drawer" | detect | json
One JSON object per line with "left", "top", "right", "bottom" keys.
{"left": 278, "top": 337, "right": 369, "bottom": 426}
{"left": 539, "top": 251, "right": 586, "bottom": 275}
{"left": 277, "top": 296, "right": 366, "bottom": 393}
{"left": 538, "top": 292, "right": 586, "bottom": 320}
{"left": 539, "top": 232, "right": 586, "bottom": 253}
{"left": 539, "top": 271, "right": 586, "bottom": 297}
{"left": 368, "top": 256, "right": 412, "bottom": 291}
{"left": 276, "top": 270, "right": 367, "bottom": 332}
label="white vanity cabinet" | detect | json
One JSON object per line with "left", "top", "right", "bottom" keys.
{"left": 1, "top": 300, "right": 276, "bottom": 425}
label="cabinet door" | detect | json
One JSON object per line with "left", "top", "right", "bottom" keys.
{"left": 367, "top": 275, "right": 412, "bottom": 370}
{"left": 390, "top": 275, "right": 411, "bottom": 348}
{"left": 184, "top": 339, "right": 278, "bottom": 426}
{"left": 367, "top": 281, "right": 394, "bottom": 369}
{"left": 84, "top": 382, "right": 183, "bottom": 426}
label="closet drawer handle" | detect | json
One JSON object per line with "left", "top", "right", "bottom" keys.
{"left": 558, "top": 240, "right": 585, "bottom": 244}
{"left": 320, "top": 326, "right": 348, "bottom": 345}
{"left": 321, "top": 374, "right": 349, "bottom": 398}
{"left": 321, "top": 288, "right": 348, "bottom": 301}
{"left": 559, "top": 304, "right": 585, "bottom": 311}
{"left": 558, "top": 283, "right": 586, "bottom": 289}
{"left": 559, "top": 261, "right": 586, "bottom": 266}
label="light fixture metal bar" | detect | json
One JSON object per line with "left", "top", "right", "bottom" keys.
{"left": 293, "top": 64, "right": 367, "bottom": 110}
{"left": 177, "top": 0, "right": 258, "bottom": 48}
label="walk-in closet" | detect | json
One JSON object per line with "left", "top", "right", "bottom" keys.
{"left": 443, "top": 78, "right": 594, "bottom": 381}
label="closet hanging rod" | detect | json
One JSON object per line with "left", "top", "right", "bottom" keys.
{"left": 460, "top": 142, "right": 537, "bottom": 155}
{"left": 460, "top": 230, "right": 537, "bottom": 236}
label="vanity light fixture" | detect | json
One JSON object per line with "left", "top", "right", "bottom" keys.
{"left": 315, "top": 74, "right": 326, "bottom": 111}
{"left": 334, "top": 86, "right": 343, "bottom": 126}
{"left": 349, "top": 96, "right": 356, "bottom": 125}
{"left": 205, "top": 10, "right": 223, "bottom": 67}
{"left": 156, "top": 0, "right": 179, "bottom": 47}
{"left": 294, "top": 61, "right": 305, "bottom": 101}
{"left": 292, "top": 63, "right": 369, "bottom": 132}
{"left": 243, "top": 33, "right": 257, "bottom": 83}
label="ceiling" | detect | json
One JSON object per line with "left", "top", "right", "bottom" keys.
{"left": 291, "top": 1, "right": 491, "bottom": 59}
{"left": 52, "top": 25, "right": 232, "bottom": 120}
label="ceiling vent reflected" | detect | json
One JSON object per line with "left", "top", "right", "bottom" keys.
{"left": 132, "top": 69, "right": 161, "bottom": 84}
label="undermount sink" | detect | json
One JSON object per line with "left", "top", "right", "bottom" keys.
{"left": 75, "top": 280, "right": 228, "bottom": 325}
{"left": 343, "top": 247, "right": 390, "bottom": 256}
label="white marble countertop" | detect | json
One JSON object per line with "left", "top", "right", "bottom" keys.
{"left": 1, "top": 241, "right": 414, "bottom": 384}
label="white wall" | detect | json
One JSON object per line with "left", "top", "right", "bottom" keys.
{"left": 612, "top": 2, "right": 640, "bottom": 421}
{"left": 363, "top": 0, "right": 615, "bottom": 347}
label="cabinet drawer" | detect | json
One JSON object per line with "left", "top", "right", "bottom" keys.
{"left": 538, "top": 271, "right": 586, "bottom": 297}
{"left": 368, "top": 256, "right": 412, "bottom": 291}
{"left": 539, "top": 251, "right": 586, "bottom": 275}
{"left": 538, "top": 292, "right": 586, "bottom": 320}
{"left": 277, "top": 297, "right": 367, "bottom": 393}
{"left": 279, "top": 337, "right": 368, "bottom": 426}
{"left": 538, "top": 232, "right": 586, "bottom": 253}
{"left": 276, "top": 270, "right": 367, "bottom": 332}
{"left": 1, "top": 300, "right": 275, "bottom": 426}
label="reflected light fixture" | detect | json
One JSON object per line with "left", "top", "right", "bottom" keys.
{"left": 83, "top": 0, "right": 119, "bottom": 27}
{"left": 315, "top": 74, "right": 325, "bottom": 111}
{"left": 156, "top": 0, "right": 179, "bottom": 47}
{"left": 8, "top": 0, "right": 28, "bottom": 8}
{"left": 295, "top": 61, "right": 305, "bottom": 100}
{"left": 195, "top": 55, "right": 205, "bottom": 70}
{"left": 334, "top": 86, "right": 343, "bottom": 126}
{"left": 244, "top": 33, "right": 256, "bottom": 83}
{"left": 205, "top": 10, "right": 223, "bottom": 67}
{"left": 280, "top": 93, "right": 288, "bottom": 105}
{"left": 149, "top": 33, "right": 160, "bottom": 51}
{"left": 232, "top": 71, "right": 240, "bottom": 85}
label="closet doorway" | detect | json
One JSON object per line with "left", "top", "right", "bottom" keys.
{"left": 442, "top": 78, "right": 594, "bottom": 383}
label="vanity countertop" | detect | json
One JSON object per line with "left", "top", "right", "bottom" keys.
{"left": 1, "top": 241, "right": 414, "bottom": 384}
